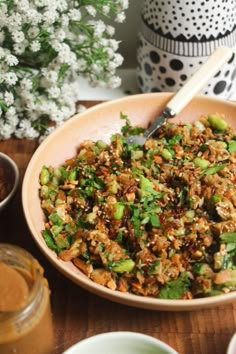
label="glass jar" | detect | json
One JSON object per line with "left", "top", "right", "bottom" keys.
{"left": 0, "top": 244, "right": 54, "bottom": 354}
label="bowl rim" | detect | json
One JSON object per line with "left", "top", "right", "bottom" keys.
{"left": 0, "top": 152, "right": 19, "bottom": 208}
{"left": 62, "top": 331, "right": 178, "bottom": 354}
{"left": 227, "top": 332, "right": 236, "bottom": 354}
{"left": 22, "top": 92, "right": 236, "bottom": 311}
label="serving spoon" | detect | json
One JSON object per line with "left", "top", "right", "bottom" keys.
{"left": 126, "top": 46, "right": 233, "bottom": 145}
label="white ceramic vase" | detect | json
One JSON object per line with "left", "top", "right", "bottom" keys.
{"left": 137, "top": 0, "right": 236, "bottom": 99}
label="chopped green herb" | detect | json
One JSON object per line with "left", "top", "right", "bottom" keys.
{"left": 202, "top": 163, "right": 227, "bottom": 176}
{"left": 158, "top": 274, "right": 190, "bottom": 299}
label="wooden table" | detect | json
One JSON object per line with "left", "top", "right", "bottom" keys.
{"left": 0, "top": 101, "right": 235, "bottom": 354}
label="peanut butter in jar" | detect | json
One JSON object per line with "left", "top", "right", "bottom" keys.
{"left": 0, "top": 244, "right": 54, "bottom": 354}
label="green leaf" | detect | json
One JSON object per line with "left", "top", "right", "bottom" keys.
{"left": 50, "top": 225, "right": 63, "bottom": 237}
{"left": 49, "top": 211, "right": 64, "bottom": 226}
{"left": 158, "top": 274, "right": 190, "bottom": 299}
{"left": 228, "top": 140, "right": 236, "bottom": 153}
{"left": 40, "top": 166, "right": 50, "bottom": 185}
{"left": 113, "top": 202, "right": 125, "bottom": 220}
{"left": 116, "top": 231, "right": 123, "bottom": 243}
{"left": 147, "top": 261, "right": 161, "bottom": 275}
{"left": 202, "top": 163, "right": 227, "bottom": 176}
{"left": 111, "top": 259, "right": 135, "bottom": 273}
{"left": 226, "top": 243, "right": 236, "bottom": 253}
{"left": 42, "top": 230, "right": 62, "bottom": 253}
{"left": 220, "top": 232, "right": 236, "bottom": 243}
{"left": 121, "top": 112, "right": 144, "bottom": 136}
{"left": 168, "top": 133, "right": 183, "bottom": 146}
{"left": 139, "top": 177, "right": 164, "bottom": 199}
{"left": 130, "top": 206, "right": 142, "bottom": 237}
{"left": 150, "top": 214, "right": 160, "bottom": 227}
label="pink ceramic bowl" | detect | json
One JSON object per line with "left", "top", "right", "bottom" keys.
{"left": 22, "top": 93, "right": 236, "bottom": 311}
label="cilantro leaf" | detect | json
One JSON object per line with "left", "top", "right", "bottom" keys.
{"left": 228, "top": 140, "right": 236, "bottom": 153}
{"left": 42, "top": 229, "right": 62, "bottom": 253}
{"left": 150, "top": 214, "right": 160, "bottom": 227}
{"left": 202, "top": 163, "right": 227, "bottom": 176}
{"left": 168, "top": 133, "right": 183, "bottom": 146}
{"left": 158, "top": 274, "right": 190, "bottom": 299}
{"left": 49, "top": 211, "right": 64, "bottom": 226}
{"left": 220, "top": 232, "right": 236, "bottom": 243}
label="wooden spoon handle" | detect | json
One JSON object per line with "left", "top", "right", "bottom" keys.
{"left": 166, "top": 46, "right": 233, "bottom": 115}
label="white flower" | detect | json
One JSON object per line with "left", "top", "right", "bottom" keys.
{"left": 119, "top": 0, "right": 129, "bottom": 10}
{"left": 58, "top": 43, "right": 75, "bottom": 65}
{"left": 16, "top": 119, "right": 39, "bottom": 139}
{"left": 51, "top": 109, "right": 65, "bottom": 123}
{"left": 4, "top": 92, "right": 14, "bottom": 106}
{"left": 20, "top": 78, "right": 33, "bottom": 91}
{"left": 47, "top": 86, "right": 60, "bottom": 98}
{"left": 28, "top": 27, "right": 40, "bottom": 39}
{"left": 5, "top": 72, "right": 18, "bottom": 85}
{"left": 77, "top": 104, "right": 86, "bottom": 114}
{"left": 0, "top": 47, "right": 5, "bottom": 59}
{"left": 39, "top": 126, "right": 55, "bottom": 143}
{"left": 11, "top": 30, "right": 25, "bottom": 43}
{"left": 91, "top": 63, "right": 102, "bottom": 75}
{"left": 102, "top": 5, "right": 110, "bottom": 15}
{"left": 68, "top": 9, "right": 81, "bottom": 21}
{"left": 30, "top": 40, "right": 41, "bottom": 52}
{"left": 77, "top": 58, "right": 87, "bottom": 71}
{"left": 5, "top": 109, "right": 19, "bottom": 127}
{"left": 55, "top": 0, "right": 68, "bottom": 12}
{"left": 0, "top": 0, "right": 128, "bottom": 140}
{"left": 5, "top": 106, "right": 16, "bottom": 118}
{"left": 8, "top": 14, "right": 22, "bottom": 30}
{"left": 108, "top": 39, "right": 119, "bottom": 51}
{"left": 0, "top": 122, "right": 13, "bottom": 140}
{"left": 85, "top": 5, "right": 96, "bottom": 17}
{"left": 60, "top": 14, "right": 69, "bottom": 27}
{"left": 78, "top": 34, "right": 87, "bottom": 43}
{"left": 50, "top": 39, "right": 62, "bottom": 52}
{"left": 5, "top": 54, "right": 19, "bottom": 66}
{"left": 0, "top": 63, "right": 8, "bottom": 75}
{"left": 112, "top": 53, "right": 124, "bottom": 67}
{"left": 46, "top": 70, "right": 58, "bottom": 84}
{"left": 106, "top": 25, "right": 115, "bottom": 36}
{"left": 0, "top": 10, "right": 8, "bottom": 29}
{"left": 16, "top": 0, "right": 30, "bottom": 12}
{"left": 108, "top": 75, "right": 122, "bottom": 88}
{"left": 13, "top": 42, "right": 26, "bottom": 54}
{"left": 115, "top": 12, "right": 126, "bottom": 23}
{"left": 43, "top": 10, "right": 59, "bottom": 25}
{"left": 55, "top": 29, "right": 66, "bottom": 42}
{"left": 34, "top": 0, "right": 50, "bottom": 6}
{"left": 25, "top": 9, "right": 42, "bottom": 24}
{"left": 93, "top": 20, "right": 106, "bottom": 37}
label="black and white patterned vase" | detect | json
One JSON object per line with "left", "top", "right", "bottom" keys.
{"left": 137, "top": 0, "right": 236, "bottom": 99}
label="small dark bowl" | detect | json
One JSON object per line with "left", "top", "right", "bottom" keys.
{"left": 0, "top": 152, "right": 19, "bottom": 213}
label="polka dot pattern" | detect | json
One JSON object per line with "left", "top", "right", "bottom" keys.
{"left": 137, "top": 33, "right": 236, "bottom": 99}
{"left": 137, "top": 0, "right": 236, "bottom": 99}
{"left": 142, "top": 0, "right": 236, "bottom": 39}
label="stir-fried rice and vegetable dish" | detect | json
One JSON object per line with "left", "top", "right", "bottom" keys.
{"left": 39, "top": 113, "right": 236, "bottom": 299}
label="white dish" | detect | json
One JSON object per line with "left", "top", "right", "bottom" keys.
{"left": 0, "top": 152, "right": 19, "bottom": 213}
{"left": 227, "top": 333, "right": 236, "bottom": 354}
{"left": 63, "top": 331, "right": 178, "bottom": 354}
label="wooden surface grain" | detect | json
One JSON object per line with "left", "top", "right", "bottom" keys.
{"left": 0, "top": 101, "right": 235, "bottom": 354}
